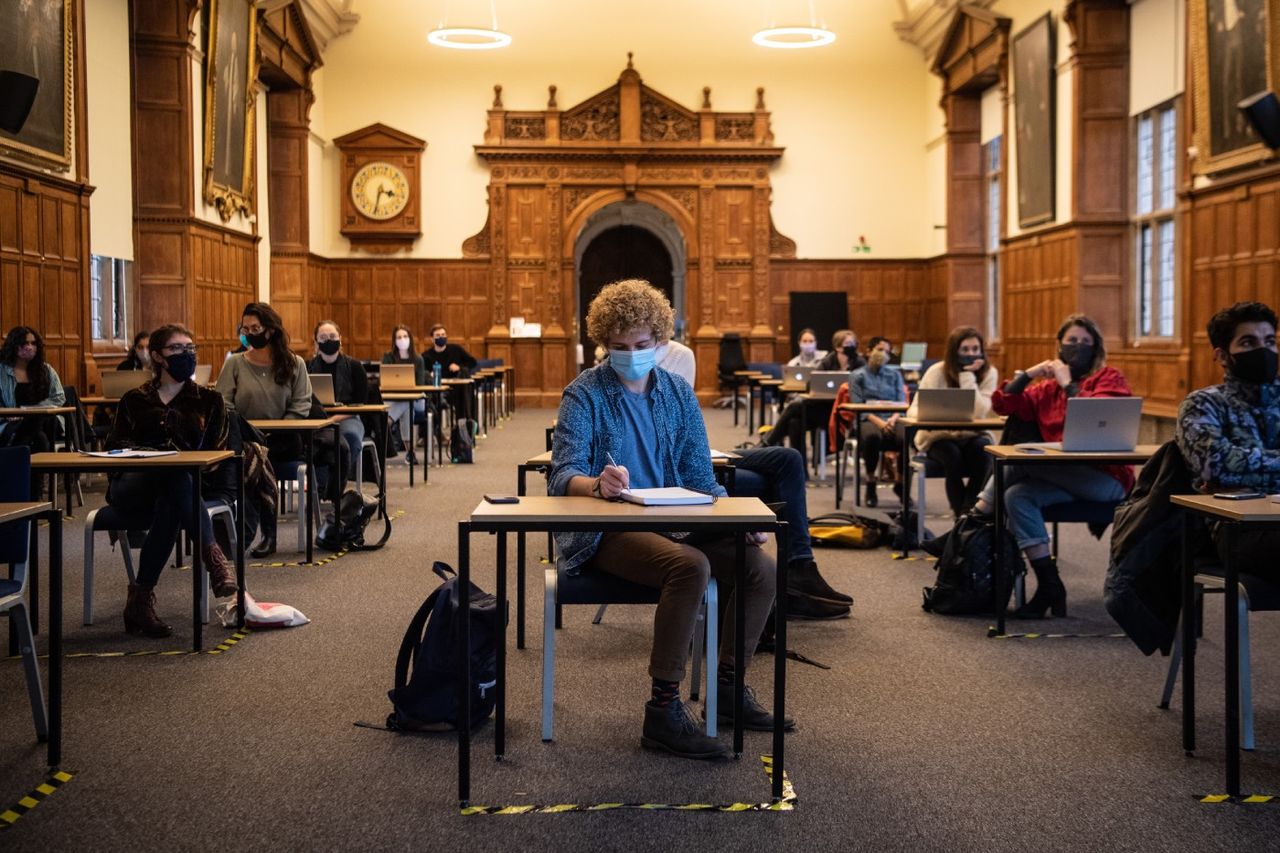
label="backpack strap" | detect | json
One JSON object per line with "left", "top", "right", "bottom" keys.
{"left": 393, "top": 588, "right": 443, "bottom": 695}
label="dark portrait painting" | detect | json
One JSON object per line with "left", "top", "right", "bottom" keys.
{"left": 203, "top": 0, "right": 256, "bottom": 219}
{"left": 0, "top": 0, "right": 72, "bottom": 168}
{"left": 1207, "top": 0, "right": 1268, "bottom": 156}
{"left": 1013, "top": 14, "right": 1056, "bottom": 229}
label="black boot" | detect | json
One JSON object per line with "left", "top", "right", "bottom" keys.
{"left": 1012, "top": 555, "right": 1067, "bottom": 618}
{"left": 864, "top": 481, "right": 878, "bottom": 507}
{"left": 641, "top": 698, "right": 728, "bottom": 759}
{"left": 787, "top": 559, "right": 853, "bottom": 606}
{"left": 785, "top": 591, "right": 850, "bottom": 620}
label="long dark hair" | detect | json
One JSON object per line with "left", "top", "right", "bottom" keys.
{"left": 1, "top": 326, "right": 50, "bottom": 399}
{"left": 241, "top": 302, "right": 296, "bottom": 386}
{"left": 389, "top": 324, "right": 415, "bottom": 363}
{"left": 147, "top": 323, "right": 195, "bottom": 385}
{"left": 943, "top": 326, "right": 990, "bottom": 386}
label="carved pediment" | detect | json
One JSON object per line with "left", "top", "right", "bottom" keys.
{"left": 932, "top": 3, "right": 1011, "bottom": 93}
{"left": 640, "top": 87, "right": 698, "bottom": 142}
{"left": 561, "top": 87, "right": 621, "bottom": 142}
{"left": 258, "top": 1, "right": 323, "bottom": 89}
{"left": 332, "top": 122, "right": 426, "bottom": 151}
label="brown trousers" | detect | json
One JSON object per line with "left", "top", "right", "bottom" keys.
{"left": 586, "top": 532, "right": 776, "bottom": 683}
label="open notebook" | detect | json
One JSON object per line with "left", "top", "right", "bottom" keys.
{"left": 618, "top": 487, "right": 714, "bottom": 506}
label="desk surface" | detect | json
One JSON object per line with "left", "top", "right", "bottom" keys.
{"left": 443, "top": 378, "right": 474, "bottom": 386}
{"left": 524, "top": 450, "right": 740, "bottom": 467}
{"left": 524, "top": 450, "right": 553, "bottom": 466}
{"left": 471, "top": 495, "right": 776, "bottom": 524}
{"left": 248, "top": 417, "right": 339, "bottom": 431}
{"left": 31, "top": 450, "right": 234, "bottom": 470}
{"left": 839, "top": 402, "right": 910, "bottom": 413}
{"left": 324, "top": 404, "right": 389, "bottom": 414}
{"left": 734, "top": 370, "right": 765, "bottom": 377}
{"left": 901, "top": 417, "right": 1006, "bottom": 429}
{"left": 0, "top": 501, "right": 53, "bottom": 524}
{"left": 1171, "top": 494, "right": 1280, "bottom": 522}
{"left": 985, "top": 444, "right": 1160, "bottom": 464}
{"left": 0, "top": 407, "right": 76, "bottom": 417}
{"left": 80, "top": 396, "right": 117, "bottom": 405}
{"left": 382, "top": 385, "right": 451, "bottom": 394}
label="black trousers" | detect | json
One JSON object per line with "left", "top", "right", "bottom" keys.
{"left": 925, "top": 435, "right": 992, "bottom": 514}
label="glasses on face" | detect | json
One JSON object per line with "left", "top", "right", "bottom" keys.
{"left": 239, "top": 325, "right": 265, "bottom": 335}
{"left": 162, "top": 344, "right": 198, "bottom": 355}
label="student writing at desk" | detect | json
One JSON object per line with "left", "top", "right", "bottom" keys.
{"left": 550, "top": 279, "right": 789, "bottom": 761}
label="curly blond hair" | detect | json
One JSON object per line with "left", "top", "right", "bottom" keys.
{"left": 585, "top": 279, "right": 675, "bottom": 346}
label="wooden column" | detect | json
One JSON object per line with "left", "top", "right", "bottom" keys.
{"left": 266, "top": 87, "right": 313, "bottom": 337}
{"left": 941, "top": 92, "right": 988, "bottom": 333}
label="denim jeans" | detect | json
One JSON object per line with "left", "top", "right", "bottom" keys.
{"left": 107, "top": 471, "right": 215, "bottom": 587}
{"left": 729, "top": 445, "right": 813, "bottom": 565}
{"left": 387, "top": 398, "right": 426, "bottom": 443}
{"left": 976, "top": 462, "right": 1126, "bottom": 550}
{"left": 337, "top": 416, "right": 365, "bottom": 479}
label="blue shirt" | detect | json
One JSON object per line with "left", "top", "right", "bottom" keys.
{"left": 849, "top": 364, "right": 906, "bottom": 404}
{"left": 617, "top": 386, "right": 663, "bottom": 489}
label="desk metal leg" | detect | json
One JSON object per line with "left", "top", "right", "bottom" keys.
{"left": 773, "top": 522, "right": 788, "bottom": 801}
{"left": 900, "top": 426, "right": 912, "bottom": 559}
{"left": 853, "top": 414, "right": 862, "bottom": 505}
{"left": 747, "top": 385, "right": 756, "bottom": 436}
{"left": 457, "top": 523, "right": 472, "bottom": 807}
{"left": 1223, "top": 523, "right": 1241, "bottom": 797}
{"left": 305, "top": 433, "right": 316, "bottom": 565}
{"left": 1181, "top": 515, "right": 1195, "bottom": 755}
{"left": 192, "top": 466, "right": 204, "bottom": 652}
{"left": 496, "top": 531, "right": 507, "bottom": 760}
{"left": 516, "top": 467, "right": 527, "bottom": 650}
{"left": 734, "top": 534, "right": 746, "bottom": 759}
{"left": 732, "top": 384, "right": 740, "bottom": 427}
{"left": 992, "top": 460, "right": 1006, "bottom": 637}
{"left": 378, "top": 415, "right": 389, "bottom": 518}
{"left": 46, "top": 509, "right": 62, "bottom": 767}
{"left": 235, "top": 455, "right": 246, "bottom": 629}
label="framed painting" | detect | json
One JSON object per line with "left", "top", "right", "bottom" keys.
{"left": 1190, "top": 0, "right": 1280, "bottom": 175}
{"left": 0, "top": 0, "right": 73, "bottom": 170}
{"left": 1012, "top": 13, "right": 1056, "bottom": 229}
{"left": 202, "top": 0, "right": 257, "bottom": 220}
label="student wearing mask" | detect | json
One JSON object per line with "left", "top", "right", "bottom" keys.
{"left": 382, "top": 325, "right": 428, "bottom": 463}
{"left": 1176, "top": 301, "right": 1280, "bottom": 575}
{"left": 849, "top": 336, "right": 907, "bottom": 507}
{"left": 786, "top": 328, "right": 826, "bottom": 368}
{"left": 420, "top": 324, "right": 477, "bottom": 379}
{"left": 970, "top": 313, "right": 1134, "bottom": 618}
{"left": 0, "top": 326, "right": 67, "bottom": 452}
{"left": 550, "top": 279, "right": 788, "bottom": 761}
{"left": 306, "top": 320, "right": 369, "bottom": 481}
{"left": 106, "top": 324, "right": 236, "bottom": 637}
{"left": 117, "top": 331, "right": 151, "bottom": 370}
{"left": 760, "top": 328, "right": 861, "bottom": 456}
{"left": 817, "top": 329, "right": 863, "bottom": 371}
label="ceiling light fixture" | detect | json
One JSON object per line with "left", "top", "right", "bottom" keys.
{"left": 753, "top": 1, "right": 836, "bottom": 49}
{"left": 428, "top": 1, "right": 511, "bottom": 50}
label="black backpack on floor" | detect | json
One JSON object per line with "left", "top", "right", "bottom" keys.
{"left": 922, "top": 515, "right": 1024, "bottom": 616}
{"left": 316, "top": 488, "right": 391, "bottom": 552}
{"left": 386, "top": 562, "right": 500, "bottom": 731}
{"left": 450, "top": 418, "right": 477, "bottom": 463}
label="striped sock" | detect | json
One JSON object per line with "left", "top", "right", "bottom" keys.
{"left": 650, "top": 678, "right": 680, "bottom": 706}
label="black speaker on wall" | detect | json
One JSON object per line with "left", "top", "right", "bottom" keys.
{"left": 789, "top": 292, "right": 850, "bottom": 355}
{"left": 0, "top": 70, "right": 40, "bottom": 135}
{"left": 1238, "top": 90, "right": 1280, "bottom": 150}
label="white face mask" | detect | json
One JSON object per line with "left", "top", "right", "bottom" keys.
{"left": 395, "top": 337, "right": 411, "bottom": 352}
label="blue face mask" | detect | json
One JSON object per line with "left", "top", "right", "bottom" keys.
{"left": 609, "top": 347, "right": 656, "bottom": 382}
{"left": 239, "top": 333, "right": 249, "bottom": 350}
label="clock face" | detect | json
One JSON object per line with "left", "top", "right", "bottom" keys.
{"left": 350, "top": 161, "right": 410, "bottom": 221}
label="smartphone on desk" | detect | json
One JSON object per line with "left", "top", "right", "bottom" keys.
{"left": 483, "top": 494, "right": 520, "bottom": 504}
{"left": 1213, "top": 491, "right": 1265, "bottom": 500}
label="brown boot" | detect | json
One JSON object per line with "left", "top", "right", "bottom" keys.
{"left": 124, "top": 583, "right": 172, "bottom": 638}
{"left": 204, "top": 542, "right": 238, "bottom": 598}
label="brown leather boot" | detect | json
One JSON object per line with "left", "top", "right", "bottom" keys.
{"left": 124, "top": 583, "right": 172, "bottom": 638}
{"left": 204, "top": 542, "right": 239, "bottom": 598}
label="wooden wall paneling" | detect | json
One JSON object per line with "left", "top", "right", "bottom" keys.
{"left": 1066, "top": 0, "right": 1130, "bottom": 222}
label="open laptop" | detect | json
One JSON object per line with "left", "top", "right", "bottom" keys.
{"left": 380, "top": 363, "right": 418, "bottom": 390}
{"left": 308, "top": 373, "right": 337, "bottom": 406}
{"left": 101, "top": 369, "right": 149, "bottom": 399}
{"left": 900, "top": 342, "right": 927, "bottom": 371}
{"left": 194, "top": 364, "right": 212, "bottom": 385}
{"left": 915, "top": 387, "right": 976, "bottom": 420}
{"left": 1034, "top": 397, "right": 1143, "bottom": 452}
{"left": 809, "top": 371, "right": 846, "bottom": 399}
{"left": 786, "top": 365, "right": 815, "bottom": 386}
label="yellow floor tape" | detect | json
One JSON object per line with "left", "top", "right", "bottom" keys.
{"left": 248, "top": 509, "right": 405, "bottom": 568}
{"left": 1198, "top": 794, "right": 1280, "bottom": 804}
{"left": 890, "top": 554, "right": 937, "bottom": 562}
{"left": 0, "top": 771, "right": 74, "bottom": 831}
{"left": 460, "top": 755, "right": 796, "bottom": 815}
{"left": 986, "top": 629, "right": 1127, "bottom": 640}
{"left": 5, "top": 629, "right": 251, "bottom": 661}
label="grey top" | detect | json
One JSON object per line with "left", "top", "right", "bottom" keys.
{"left": 215, "top": 352, "right": 312, "bottom": 420}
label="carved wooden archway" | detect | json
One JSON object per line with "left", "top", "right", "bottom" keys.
{"left": 463, "top": 56, "right": 796, "bottom": 399}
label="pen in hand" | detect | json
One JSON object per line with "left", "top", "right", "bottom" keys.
{"left": 603, "top": 451, "right": 630, "bottom": 496}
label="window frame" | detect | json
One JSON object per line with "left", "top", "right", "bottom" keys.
{"left": 90, "top": 254, "right": 133, "bottom": 349}
{"left": 1130, "top": 97, "right": 1181, "bottom": 346}
{"left": 982, "top": 134, "right": 1003, "bottom": 342}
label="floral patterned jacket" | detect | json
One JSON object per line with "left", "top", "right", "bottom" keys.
{"left": 1175, "top": 375, "right": 1280, "bottom": 492}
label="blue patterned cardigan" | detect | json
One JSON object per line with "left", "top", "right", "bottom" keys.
{"left": 1175, "top": 375, "right": 1280, "bottom": 492}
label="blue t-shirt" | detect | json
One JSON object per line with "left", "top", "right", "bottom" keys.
{"left": 616, "top": 385, "right": 663, "bottom": 489}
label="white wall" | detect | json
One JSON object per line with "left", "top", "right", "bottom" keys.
{"left": 1130, "top": 0, "right": 1185, "bottom": 115}
{"left": 85, "top": 0, "right": 134, "bottom": 260}
{"left": 255, "top": 86, "right": 270, "bottom": 299}
{"left": 924, "top": 72, "right": 948, "bottom": 257}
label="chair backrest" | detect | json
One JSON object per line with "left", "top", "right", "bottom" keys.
{"left": 61, "top": 385, "right": 91, "bottom": 450}
{"left": 747, "top": 362, "right": 783, "bottom": 379}
{"left": 475, "top": 358, "right": 503, "bottom": 369}
{"left": 717, "top": 333, "right": 747, "bottom": 373}
{"left": 0, "top": 445, "right": 33, "bottom": 571}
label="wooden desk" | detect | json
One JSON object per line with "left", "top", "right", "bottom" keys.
{"left": 456, "top": 495, "right": 791, "bottom": 806}
{"left": 730, "top": 371, "right": 764, "bottom": 427}
{"left": 31, "top": 451, "right": 241, "bottom": 652}
{"left": 3, "top": 407, "right": 80, "bottom": 513}
{"left": 985, "top": 444, "right": 1159, "bottom": 635}
{"left": 1170, "top": 494, "right": 1280, "bottom": 798}
{"left": 835, "top": 402, "right": 912, "bottom": 508}
{"left": 248, "top": 419, "right": 339, "bottom": 564}
{"left": 325, "top": 404, "right": 391, "bottom": 517}
{"left": 0, "top": 406, "right": 76, "bottom": 418}
{"left": 0, "top": 501, "right": 60, "bottom": 765}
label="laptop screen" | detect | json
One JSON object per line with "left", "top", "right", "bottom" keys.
{"left": 900, "top": 342, "right": 927, "bottom": 370}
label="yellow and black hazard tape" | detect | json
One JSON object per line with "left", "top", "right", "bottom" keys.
{"left": 0, "top": 771, "right": 74, "bottom": 831}
{"left": 890, "top": 554, "right": 937, "bottom": 562}
{"left": 1198, "top": 794, "right": 1280, "bottom": 804}
{"left": 987, "top": 628, "right": 1127, "bottom": 640}
{"left": 5, "top": 629, "right": 250, "bottom": 661}
{"left": 247, "top": 508, "right": 407, "bottom": 568}
{"left": 460, "top": 755, "right": 796, "bottom": 815}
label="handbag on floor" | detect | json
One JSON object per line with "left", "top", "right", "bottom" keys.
{"left": 808, "top": 512, "right": 888, "bottom": 549}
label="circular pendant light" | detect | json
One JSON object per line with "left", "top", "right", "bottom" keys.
{"left": 427, "top": 1, "right": 511, "bottom": 50}
{"left": 753, "top": 1, "right": 836, "bottom": 49}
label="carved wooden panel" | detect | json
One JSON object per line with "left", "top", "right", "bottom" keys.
{"left": 506, "top": 187, "right": 547, "bottom": 259}
{"left": 192, "top": 223, "right": 257, "bottom": 372}
{"left": 1000, "top": 226, "right": 1078, "bottom": 371}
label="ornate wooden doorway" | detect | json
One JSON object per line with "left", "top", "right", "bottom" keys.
{"left": 578, "top": 225, "right": 675, "bottom": 356}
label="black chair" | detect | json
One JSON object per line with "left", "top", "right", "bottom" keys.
{"left": 716, "top": 333, "right": 749, "bottom": 425}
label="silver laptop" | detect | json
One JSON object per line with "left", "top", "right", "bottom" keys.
{"left": 308, "top": 373, "right": 337, "bottom": 406}
{"left": 101, "top": 369, "right": 149, "bottom": 399}
{"left": 194, "top": 364, "right": 212, "bottom": 385}
{"left": 380, "top": 363, "right": 418, "bottom": 390}
{"left": 900, "top": 342, "right": 927, "bottom": 371}
{"left": 1037, "top": 397, "right": 1143, "bottom": 452}
{"left": 787, "top": 365, "right": 815, "bottom": 386}
{"left": 809, "top": 371, "right": 846, "bottom": 399}
{"left": 916, "top": 388, "right": 976, "bottom": 420}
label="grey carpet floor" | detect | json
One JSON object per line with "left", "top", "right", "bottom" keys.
{"left": 2, "top": 404, "right": 1280, "bottom": 851}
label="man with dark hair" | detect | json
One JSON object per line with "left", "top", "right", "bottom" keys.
{"left": 420, "top": 324, "right": 477, "bottom": 379}
{"left": 1176, "top": 300, "right": 1280, "bottom": 573}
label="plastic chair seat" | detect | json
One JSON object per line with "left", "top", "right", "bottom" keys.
{"left": 557, "top": 571, "right": 662, "bottom": 606}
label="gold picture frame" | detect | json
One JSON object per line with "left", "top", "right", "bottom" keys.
{"left": 1190, "top": 0, "right": 1280, "bottom": 175}
{"left": 202, "top": 0, "right": 257, "bottom": 221}
{"left": 0, "top": 0, "right": 74, "bottom": 170}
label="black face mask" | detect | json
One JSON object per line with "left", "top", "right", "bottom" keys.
{"left": 958, "top": 353, "right": 983, "bottom": 367}
{"left": 245, "top": 331, "right": 269, "bottom": 350}
{"left": 842, "top": 344, "right": 859, "bottom": 360}
{"left": 163, "top": 351, "right": 197, "bottom": 382}
{"left": 318, "top": 339, "right": 341, "bottom": 356}
{"left": 434, "top": 336, "right": 448, "bottom": 348}
{"left": 1228, "top": 347, "right": 1279, "bottom": 385}
{"left": 1058, "top": 343, "right": 1094, "bottom": 379}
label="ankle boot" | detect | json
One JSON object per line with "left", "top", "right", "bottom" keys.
{"left": 250, "top": 536, "right": 277, "bottom": 558}
{"left": 864, "top": 481, "right": 878, "bottom": 508}
{"left": 204, "top": 542, "right": 239, "bottom": 598}
{"left": 124, "top": 583, "right": 172, "bottom": 638}
{"left": 787, "top": 560, "right": 853, "bottom": 606}
{"left": 1012, "top": 555, "right": 1067, "bottom": 618}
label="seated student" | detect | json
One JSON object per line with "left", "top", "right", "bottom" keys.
{"left": 215, "top": 302, "right": 314, "bottom": 558}
{"left": 760, "top": 328, "right": 861, "bottom": 454}
{"left": 550, "top": 278, "right": 789, "bottom": 761}
{"left": 382, "top": 324, "right": 428, "bottom": 463}
{"left": 106, "top": 323, "right": 236, "bottom": 637}
{"left": 658, "top": 338, "right": 852, "bottom": 619}
{"left": 786, "top": 328, "right": 826, "bottom": 368}
{"left": 905, "top": 326, "right": 998, "bottom": 517}
{"left": 1176, "top": 301, "right": 1280, "bottom": 574}
{"left": 0, "top": 325, "right": 67, "bottom": 453}
{"left": 117, "top": 331, "right": 151, "bottom": 370}
{"left": 849, "top": 336, "right": 907, "bottom": 507}
{"left": 817, "top": 328, "right": 863, "bottom": 371}
{"left": 306, "top": 320, "right": 369, "bottom": 479}
{"left": 421, "top": 323, "right": 477, "bottom": 419}
{"left": 971, "top": 313, "right": 1134, "bottom": 617}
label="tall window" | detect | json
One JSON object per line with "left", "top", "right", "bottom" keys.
{"left": 983, "top": 136, "right": 1002, "bottom": 339}
{"left": 90, "top": 255, "right": 131, "bottom": 344}
{"left": 1134, "top": 101, "right": 1177, "bottom": 338}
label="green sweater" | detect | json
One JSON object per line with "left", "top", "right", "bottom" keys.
{"left": 215, "top": 352, "right": 312, "bottom": 420}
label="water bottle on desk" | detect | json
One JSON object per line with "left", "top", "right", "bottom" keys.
{"left": 432, "top": 363, "right": 442, "bottom": 387}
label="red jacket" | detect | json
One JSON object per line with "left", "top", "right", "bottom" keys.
{"left": 991, "top": 365, "right": 1136, "bottom": 493}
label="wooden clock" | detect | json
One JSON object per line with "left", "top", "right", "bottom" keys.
{"left": 333, "top": 123, "right": 427, "bottom": 252}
